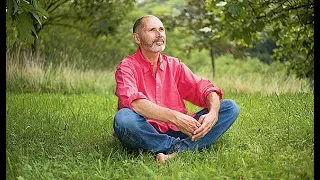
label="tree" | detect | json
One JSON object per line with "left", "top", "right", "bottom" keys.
{"left": 208, "top": 0, "right": 313, "bottom": 83}
{"left": 6, "top": 0, "right": 135, "bottom": 55}
{"left": 170, "top": 0, "right": 313, "bottom": 83}
{"left": 167, "top": 0, "right": 248, "bottom": 78}
{"left": 249, "top": 39, "right": 277, "bottom": 64}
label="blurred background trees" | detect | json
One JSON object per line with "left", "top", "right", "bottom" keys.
{"left": 6, "top": 0, "right": 314, "bottom": 84}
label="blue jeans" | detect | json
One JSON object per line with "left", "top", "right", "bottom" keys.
{"left": 113, "top": 99, "right": 240, "bottom": 154}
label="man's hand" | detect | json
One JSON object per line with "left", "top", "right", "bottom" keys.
{"left": 172, "top": 112, "right": 201, "bottom": 137}
{"left": 190, "top": 91, "right": 221, "bottom": 141}
{"left": 131, "top": 99, "right": 201, "bottom": 137}
{"left": 191, "top": 111, "right": 218, "bottom": 141}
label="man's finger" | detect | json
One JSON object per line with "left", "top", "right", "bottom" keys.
{"left": 193, "top": 125, "right": 205, "bottom": 135}
{"left": 193, "top": 118, "right": 209, "bottom": 134}
{"left": 192, "top": 131, "right": 203, "bottom": 141}
{"left": 198, "top": 115, "right": 205, "bottom": 124}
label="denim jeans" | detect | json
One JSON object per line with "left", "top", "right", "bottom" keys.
{"left": 113, "top": 99, "right": 240, "bottom": 154}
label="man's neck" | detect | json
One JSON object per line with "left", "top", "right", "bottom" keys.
{"left": 140, "top": 48, "right": 160, "bottom": 64}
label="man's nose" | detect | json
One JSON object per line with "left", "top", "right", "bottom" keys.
{"left": 155, "top": 30, "right": 162, "bottom": 37}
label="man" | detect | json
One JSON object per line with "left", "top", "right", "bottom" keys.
{"left": 113, "top": 15, "right": 240, "bottom": 163}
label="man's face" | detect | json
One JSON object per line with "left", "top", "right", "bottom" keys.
{"left": 134, "top": 16, "right": 166, "bottom": 52}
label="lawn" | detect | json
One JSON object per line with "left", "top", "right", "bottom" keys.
{"left": 6, "top": 92, "right": 314, "bottom": 179}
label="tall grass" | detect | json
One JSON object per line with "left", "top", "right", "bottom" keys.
{"left": 6, "top": 51, "right": 312, "bottom": 95}
{"left": 188, "top": 52, "right": 312, "bottom": 94}
{"left": 6, "top": 51, "right": 115, "bottom": 94}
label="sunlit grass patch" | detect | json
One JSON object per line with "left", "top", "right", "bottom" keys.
{"left": 6, "top": 92, "right": 313, "bottom": 179}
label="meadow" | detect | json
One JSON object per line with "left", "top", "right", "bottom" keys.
{"left": 6, "top": 52, "right": 314, "bottom": 179}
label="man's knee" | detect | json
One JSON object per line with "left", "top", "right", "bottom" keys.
{"left": 114, "top": 108, "right": 137, "bottom": 128}
{"left": 221, "top": 99, "right": 240, "bottom": 116}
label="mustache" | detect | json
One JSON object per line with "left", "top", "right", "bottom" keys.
{"left": 152, "top": 37, "right": 165, "bottom": 43}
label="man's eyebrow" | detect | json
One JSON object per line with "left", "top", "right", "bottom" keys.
{"left": 148, "top": 26, "right": 164, "bottom": 30}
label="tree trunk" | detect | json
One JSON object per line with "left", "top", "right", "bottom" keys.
{"left": 210, "top": 46, "right": 215, "bottom": 79}
{"left": 32, "top": 25, "right": 42, "bottom": 58}
{"left": 31, "top": 37, "right": 41, "bottom": 58}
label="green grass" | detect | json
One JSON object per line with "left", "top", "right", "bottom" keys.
{"left": 6, "top": 92, "right": 314, "bottom": 179}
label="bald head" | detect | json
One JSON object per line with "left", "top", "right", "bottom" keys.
{"left": 132, "top": 15, "right": 162, "bottom": 33}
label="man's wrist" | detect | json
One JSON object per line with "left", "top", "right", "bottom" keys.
{"left": 164, "top": 108, "right": 177, "bottom": 124}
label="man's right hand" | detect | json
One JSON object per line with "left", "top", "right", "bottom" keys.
{"left": 171, "top": 112, "right": 201, "bottom": 138}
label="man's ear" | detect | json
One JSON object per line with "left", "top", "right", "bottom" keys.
{"left": 133, "top": 33, "right": 140, "bottom": 44}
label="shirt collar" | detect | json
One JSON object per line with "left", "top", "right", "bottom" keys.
{"left": 134, "top": 48, "right": 164, "bottom": 73}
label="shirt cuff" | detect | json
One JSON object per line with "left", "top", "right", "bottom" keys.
{"left": 128, "top": 92, "right": 148, "bottom": 109}
{"left": 204, "top": 87, "right": 223, "bottom": 100}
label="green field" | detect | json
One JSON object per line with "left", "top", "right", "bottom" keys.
{"left": 6, "top": 92, "right": 314, "bottom": 179}
{"left": 6, "top": 52, "right": 314, "bottom": 179}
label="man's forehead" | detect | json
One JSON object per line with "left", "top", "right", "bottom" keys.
{"left": 142, "top": 16, "right": 164, "bottom": 28}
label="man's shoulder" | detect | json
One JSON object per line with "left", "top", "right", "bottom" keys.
{"left": 117, "top": 54, "right": 138, "bottom": 67}
{"left": 161, "top": 54, "right": 181, "bottom": 64}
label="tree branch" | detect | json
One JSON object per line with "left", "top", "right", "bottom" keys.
{"left": 43, "top": 22, "right": 91, "bottom": 34}
{"left": 47, "top": 0, "right": 69, "bottom": 14}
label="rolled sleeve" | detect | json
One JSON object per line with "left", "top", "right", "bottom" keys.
{"left": 198, "top": 80, "right": 224, "bottom": 107}
{"left": 127, "top": 92, "right": 147, "bottom": 109}
{"left": 203, "top": 86, "right": 223, "bottom": 101}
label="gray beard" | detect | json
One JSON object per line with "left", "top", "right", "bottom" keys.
{"left": 143, "top": 38, "right": 166, "bottom": 52}
{"left": 148, "top": 44, "right": 166, "bottom": 52}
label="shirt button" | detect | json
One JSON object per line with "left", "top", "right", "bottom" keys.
{"left": 156, "top": 86, "right": 159, "bottom": 88}
{"left": 157, "top": 101, "right": 160, "bottom": 104}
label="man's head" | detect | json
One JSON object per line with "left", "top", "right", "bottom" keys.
{"left": 132, "top": 15, "right": 166, "bottom": 53}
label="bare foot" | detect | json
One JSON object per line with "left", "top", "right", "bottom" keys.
{"left": 156, "top": 152, "right": 176, "bottom": 163}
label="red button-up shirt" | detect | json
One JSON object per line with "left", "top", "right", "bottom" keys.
{"left": 115, "top": 48, "right": 223, "bottom": 133}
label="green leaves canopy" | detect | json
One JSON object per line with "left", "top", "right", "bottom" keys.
{"left": 217, "top": 0, "right": 314, "bottom": 81}
{"left": 175, "top": 0, "right": 314, "bottom": 82}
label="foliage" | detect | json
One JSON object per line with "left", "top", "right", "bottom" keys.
{"left": 37, "top": 0, "right": 134, "bottom": 35}
{"left": 6, "top": 0, "right": 136, "bottom": 57}
{"left": 6, "top": 0, "right": 49, "bottom": 45}
{"left": 6, "top": 92, "right": 314, "bottom": 179}
{"left": 166, "top": 0, "right": 251, "bottom": 78}
{"left": 169, "top": 0, "right": 313, "bottom": 83}
{"left": 249, "top": 39, "right": 277, "bottom": 64}
{"left": 38, "top": 0, "right": 136, "bottom": 68}
{"left": 208, "top": 0, "right": 314, "bottom": 82}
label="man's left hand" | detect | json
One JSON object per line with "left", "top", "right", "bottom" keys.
{"left": 191, "top": 111, "right": 218, "bottom": 141}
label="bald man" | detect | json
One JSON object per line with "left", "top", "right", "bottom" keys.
{"left": 113, "top": 15, "right": 240, "bottom": 163}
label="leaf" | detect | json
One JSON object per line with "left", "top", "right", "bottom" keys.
{"left": 14, "top": 12, "right": 37, "bottom": 43}
{"left": 216, "top": 1, "right": 227, "bottom": 7}
{"left": 7, "top": 0, "right": 13, "bottom": 16}
{"left": 19, "top": 12, "right": 37, "bottom": 35}
{"left": 16, "top": 21, "right": 35, "bottom": 44}
{"left": 30, "top": 10, "right": 42, "bottom": 25}
{"left": 37, "top": 7, "right": 49, "bottom": 18}
{"left": 228, "top": 4, "right": 242, "bottom": 17}
{"left": 13, "top": 0, "right": 19, "bottom": 14}
{"left": 255, "top": 21, "right": 265, "bottom": 32}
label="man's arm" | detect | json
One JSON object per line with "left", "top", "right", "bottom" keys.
{"left": 131, "top": 99, "right": 201, "bottom": 137}
{"left": 192, "top": 91, "right": 221, "bottom": 141}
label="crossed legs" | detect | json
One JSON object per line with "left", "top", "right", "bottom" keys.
{"left": 113, "top": 99, "right": 240, "bottom": 163}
